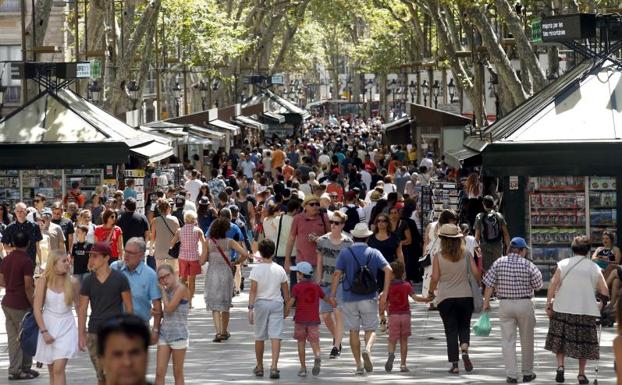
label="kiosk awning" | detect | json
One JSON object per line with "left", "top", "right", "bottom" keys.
{"left": 233, "top": 115, "right": 268, "bottom": 131}
{"left": 262, "top": 111, "right": 286, "bottom": 123}
{"left": 209, "top": 119, "right": 240, "bottom": 135}
{"left": 188, "top": 126, "right": 226, "bottom": 140}
{"left": 130, "top": 141, "right": 174, "bottom": 163}
{"left": 444, "top": 146, "right": 481, "bottom": 169}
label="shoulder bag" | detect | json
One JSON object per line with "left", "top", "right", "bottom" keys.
{"left": 466, "top": 252, "right": 484, "bottom": 313}
{"left": 210, "top": 238, "right": 236, "bottom": 277}
{"left": 418, "top": 235, "right": 438, "bottom": 268}
{"left": 275, "top": 215, "right": 284, "bottom": 257}
{"left": 161, "top": 217, "right": 180, "bottom": 259}
{"left": 20, "top": 279, "right": 47, "bottom": 357}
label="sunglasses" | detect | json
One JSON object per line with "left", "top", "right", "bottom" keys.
{"left": 330, "top": 220, "right": 344, "bottom": 225}
{"left": 307, "top": 202, "right": 320, "bottom": 207}
{"left": 34, "top": 199, "right": 42, "bottom": 203}
{"left": 376, "top": 219, "right": 388, "bottom": 223}
{"left": 158, "top": 273, "right": 171, "bottom": 280}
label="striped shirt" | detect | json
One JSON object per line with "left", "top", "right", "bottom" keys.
{"left": 483, "top": 254, "right": 543, "bottom": 299}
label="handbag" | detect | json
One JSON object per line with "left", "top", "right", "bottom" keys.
{"left": 161, "top": 216, "right": 180, "bottom": 259}
{"left": 466, "top": 252, "right": 484, "bottom": 313}
{"left": 20, "top": 280, "right": 46, "bottom": 356}
{"left": 211, "top": 238, "right": 236, "bottom": 277}
{"left": 419, "top": 235, "right": 438, "bottom": 268}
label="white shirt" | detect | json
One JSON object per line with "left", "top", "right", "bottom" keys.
{"left": 240, "top": 160, "right": 256, "bottom": 179}
{"left": 318, "top": 154, "right": 331, "bottom": 168}
{"left": 383, "top": 183, "right": 397, "bottom": 194}
{"left": 553, "top": 255, "right": 603, "bottom": 317}
{"left": 249, "top": 262, "right": 289, "bottom": 303}
{"left": 360, "top": 170, "right": 372, "bottom": 191}
{"left": 419, "top": 157, "right": 433, "bottom": 171}
{"left": 275, "top": 214, "right": 296, "bottom": 257}
{"left": 184, "top": 179, "right": 203, "bottom": 202}
{"left": 263, "top": 216, "right": 280, "bottom": 244}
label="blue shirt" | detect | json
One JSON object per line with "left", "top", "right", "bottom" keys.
{"left": 123, "top": 187, "right": 138, "bottom": 200}
{"left": 110, "top": 260, "right": 161, "bottom": 322}
{"left": 336, "top": 242, "right": 388, "bottom": 302}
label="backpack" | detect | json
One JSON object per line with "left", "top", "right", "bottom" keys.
{"left": 343, "top": 205, "right": 360, "bottom": 233}
{"left": 19, "top": 312, "right": 39, "bottom": 357}
{"left": 481, "top": 211, "right": 502, "bottom": 243}
{"left": 345, "top": 248, "right": 377, "bottom": 295}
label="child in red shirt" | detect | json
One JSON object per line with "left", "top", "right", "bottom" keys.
{"left": 286, "top": 262, "right": 331, "bottom": 377}
{"left": 380, "top": 261, "right": 430, "bottom": 373}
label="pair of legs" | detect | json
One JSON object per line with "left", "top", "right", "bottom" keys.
{"left": 155, "top": 344, "right": 186, "bottom": 385}
{"left": 607, "top": 269, "right": 621, "bottom": 306}
{"left": 211, "top": 310, "right": 230, "bottom": 337}
{"left": 387, "top": 335, "right": 409, "bottom": 366}
{"left": 499, "top": 299, "right": 535, "bottom": 379}
{"left": 297, "top": 340, "right": 321, "bottom": 371}
{"left": 350, "top": 330, "right": 377, "bottom": 369}
{"left": 234, "top": 265, "right": 242, "bottom": 293}
{"left": 255, "top": 339, "right": 281, "bottom": 371}
{"left": 46, "top": 358, "right": 68, "bottom": 385}
{"left": 3, "top": 305, "right": 33, "bottom": 378}
{"left": 437, "top": 297, "right": 474, "bottom": 372}
{"left": 322, "top": 310, "right": 344, "bottom": 348}
{"left": 556, "top": 354, "right": 588, "bottom": 377}
{"left": 386, "top": 313, "right": 412, "bottom": 371}
{"left": 180, "top": 276, "right": 196, "bottom": 307}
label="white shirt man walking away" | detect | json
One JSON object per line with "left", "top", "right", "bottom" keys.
{"left": 482, "top": 237, "right": 543, "bottom": 383}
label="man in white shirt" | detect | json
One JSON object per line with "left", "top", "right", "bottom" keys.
{"left": 184, "top": 170, "right": 203, "bottom": 202}
{"left": 239, "top": 153, "right": 256, "bottom": 182}
{"left": 318, "top": 150, "right": 331, "bottom": 169}
{"left": 360, "top": 169, "right": 372, "bottom": 191}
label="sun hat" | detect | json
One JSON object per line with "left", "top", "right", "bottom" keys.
{"left": 291, "top": 262, "right": 314, "bottom": 275}
{"left": 88, "top": 241, "right": 112, "bottom": 256}
{"left": 510, "top": 237, "right": 530, "bottom": 249}
{"left": 351, "top": 223, "right": 373, "bottom": 238}
{"left": 370, "top": 190, "right": 383, "bottom": 202}
{"left": 303, "top": 195, "right": 320, "bottom": 206}
{"left": 438, "top": 223, "right": 463, "bottom": 238}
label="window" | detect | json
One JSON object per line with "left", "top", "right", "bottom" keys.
{"left": 0, "top": 45, "right": 22, "bottom": 103}
{"left": 0, "top": 0, "right": 20, "bottom": 12}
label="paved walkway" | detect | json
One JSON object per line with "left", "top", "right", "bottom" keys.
{"left": 0, "top": 277, "right": 617, "bottom": 384}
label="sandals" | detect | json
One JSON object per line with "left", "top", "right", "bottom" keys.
{"left": 253, "top": 366, "right": 264, "bottom": 377}
{"left": 222, "top": 331, "right": 231, "bottom": 340}
{"left": 578, "top": 374, "right": 589, "bottom": 384}
{"left": 555, "top": 366, "right": 564, "bottom": 383}
{"left": 448, "top": 366, "right": 459, "bottom": 374}
{"left": 462, "top": 352, "right": 473, "bottom": 373}
{"left": 213, "top": 334, "right": 223, "bottom": 342}
{"left": 269, "top": 368, "right": 280, "bottom": 379}
{"left": 8, "top": 371, "right": 35, "bottom": 381}
{"left": 297, "top": 367, "right": 307, "bottom": 377}
{"left": 400, "top": 365, "right": 410, "bottom": 372}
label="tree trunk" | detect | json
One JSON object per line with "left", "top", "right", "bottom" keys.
{"left": 25, "top": 0, "right": 54, "bottom": 100}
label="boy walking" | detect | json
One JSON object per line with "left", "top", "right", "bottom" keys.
{"left": 248, "top": 239, "right": 290, "bottom": 379}
{"left": 72, "top": 224, "right": 92, "bottom": 283}
{"left": 380, "top": 261, "right": 430, "bottom": 373}
{"left": 288, "top": 262, "right": 329, "bottom": 377}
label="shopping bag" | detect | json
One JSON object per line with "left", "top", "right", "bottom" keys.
{"left": 473, "top": 312, "right": 491, "bottom": 337}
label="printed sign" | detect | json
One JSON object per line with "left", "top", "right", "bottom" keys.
{"left": 509, "top": 176, "right": 519, "bottom": 190}
{"left": 76, "top": 62, "right": 91, "bottom": 78}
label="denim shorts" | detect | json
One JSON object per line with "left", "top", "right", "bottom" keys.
{"left": 342, "top": 299, "right": 379, "bottom": 332}
{"left": 320, "top": 283, "right": 344, "bottom": 313}
{"left": 254, "top": 299, "right": 284, "bottom": 341}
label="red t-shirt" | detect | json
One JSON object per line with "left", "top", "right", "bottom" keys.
{"left": 387, "top": 280, "right": 415, "bottom": 315}
{"left": 94, "top": 225, "right": 123, "bottom": 259}
{"left": 292, "top": 279, "right": 325, "bottom": 324}
{"left": 326, "top": 183, "right": 344, "bottom": 202}
{"left": 0, "top": 250, "right": 34, "bottom": 310}
{"left": 290, "top": 212, "right": 329, "bottom": 265}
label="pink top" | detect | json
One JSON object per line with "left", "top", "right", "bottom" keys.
{"left": 179, "top": 224, "right": 200, "bottom": 261}
{"left": 290, "top": 212, "right": 329, "bottom": 266}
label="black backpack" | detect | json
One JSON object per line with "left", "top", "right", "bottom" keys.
{"left": 343, "top": 205, "right": 360, "bottom": 233}
{"left": 345, "top": 247, "right": 377, "bottom": 295}
{"left": 481, "top": 211, "right": 502, "bottom": 243}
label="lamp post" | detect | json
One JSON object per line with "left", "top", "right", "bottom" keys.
{"left": 127, "top": 80, "right": 141, "bottom": 111}
{"left": 432, "top": 80, "right": 441, "bottom": 109}
{"left": 366, "top": 79, "right": 374, "bottom": 117}
{"left": 0, "top": 84, "right": 6, "bottom": 119}
{"left": 173, "top": 81, "right": 182, "bottom": 116}
{"left": 489, "top": 75, "right": 499, "bottom": 120}
{"left": 198, "top": 81, "right": 209, "bottom": 110}
{"left": 447, "top": 78, "right": 456, "bottom": 103}
{"left": 211, "top": 80, "right": 220, "bottom": 108}
{"left": 408, "top": 80, "right": 416, "bottom": 103}
{"left": 388, "top": 78, "right": 398, "bottom": 111}
{"left": 421, "top": 80, "right": 429, "bottom": 106}
{"left": 88, "top": 81, "right": 102, "bottom": 105}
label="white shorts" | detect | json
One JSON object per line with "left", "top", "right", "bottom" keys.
{"left": 158, "top": 338, "right": 189, "bottom": 350}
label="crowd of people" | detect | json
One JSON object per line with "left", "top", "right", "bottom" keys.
{"left": 0, "top": 115, "right": 620, "bottom": 384}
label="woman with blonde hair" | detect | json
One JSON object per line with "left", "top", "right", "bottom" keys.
{"left": 170, "top": 210, "right": 207, "bottom": 309}
{"left": 428, "top": 223, "right": 480, "bottom": 374}
{"left": 33, "top": 250, "right": 80, "bottom": 385}
{"left": 155, "top": 264, "right": 190, "bottom": 385}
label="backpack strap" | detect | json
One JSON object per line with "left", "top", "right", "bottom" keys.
{"left": 275, "top": 215, "right": 284, "bottom": 256}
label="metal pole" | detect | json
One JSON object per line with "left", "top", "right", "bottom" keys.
{"left": 182, "top": 65, "right": 188, "bottom": 115}
{"left": 20, "top": 0, "right": 28, "bottom": 104}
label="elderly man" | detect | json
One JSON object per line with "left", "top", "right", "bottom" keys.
{"left": 111, "top": 237, "right": 162, "bottom": 344}
{"left": 1, "top": 202, "right": 42, "bottom": 265}
{"left": 483, "top": 237, "right": 543, "bottom": 384}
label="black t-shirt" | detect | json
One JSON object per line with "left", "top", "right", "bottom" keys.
{"left": 80, "top": 269, "right": 130, "bottom": 333}
{"left": 1, "top": 220, "right": 43, "bottom": 263}
{"left": 52, "top": 217, "right": 75, "bottom": 250}
{"left": 172, "top": 208, "right": 185, "bottom": 227}
{"left": 72, "top": 241, "right": 92, "bottom": 274}
{"left": 116, "top": 211, "right": 150, "bottom": 246}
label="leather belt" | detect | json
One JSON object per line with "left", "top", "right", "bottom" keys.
{"left": 498, "top": 296, "right": 532, "bottom": 300}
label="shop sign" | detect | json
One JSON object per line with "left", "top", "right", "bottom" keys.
{"left": 541, "top": 14, "right": 596, "bottom": 42}
{"left": 509, "top": 176, "right": 519, "bottom": 190}
{"left": 76, "top": 62, "right": 91, "bottom": 78}
{"left": 532, "top": 20, "right": 542, "bottom": 43}
{"left": 90, "top": 60, "right": 101, "bottom": 79}
{"left": 124, "top": 169, "right": 145, "bottom": 178}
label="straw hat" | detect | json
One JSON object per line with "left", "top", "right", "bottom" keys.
{"left": 438, "top": 223, "right": 463, "bottom": 238}
{"left": 370, "top": 190, "right": 383, "bottom": 202}
{"left": 303, "top": 195, "right": 320, "bottom": 206}
{"left": 351, "top": 223, "right": 373, "bottom": 238}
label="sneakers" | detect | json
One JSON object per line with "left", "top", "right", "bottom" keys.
{"left": 523, "top": 373, "right": 537, "bottom": 382}
{"left": 385, "top": 352, "right": 395, "bottom": 372}
{"left": 355, "top": 366, "right": 365, "bottom": 376}
{"left": 555, "top": 366, "right": 564, "bottom": 383}
{"left": 362, "top": 350, "right": 373, "bottom": 373}
{"left": 312, "top": 358, "right": 321, "bottom": 376}
{"left": 297, "top": 368, "right": 307, "bottom": 377}
{"left": 329, "top": 346, "right": 340, "bottom": 359}
{"left": 400, "top": 365, "right": 410, "bottom": 372}
{"left": 506, "top": 377, "right": 518, "bottom": 383}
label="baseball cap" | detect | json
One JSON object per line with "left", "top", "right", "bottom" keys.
{"left": 175, "top": 194, "right": 185, "bottom": 208}
{"left": 41, "top": 208, "right": 53, "bottom": 217}
{"left": 509, "top": 237, "right": 529, "bottom": 249}
{"left": 291, "top": 262, "right": 314, "bottom": 276}
{"left": 89, "top": 241, "right": 112, "bottom": 256}
{"left": 345, "top": 191, "right": 358, "bottom": 201}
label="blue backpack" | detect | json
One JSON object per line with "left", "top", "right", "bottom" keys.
{"left": 19, "top": 312, "right": 39, "bottom": 357}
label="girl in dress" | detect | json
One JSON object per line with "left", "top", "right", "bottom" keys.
{"left": 33, "top": 250, "right": 80, "bottom": 385}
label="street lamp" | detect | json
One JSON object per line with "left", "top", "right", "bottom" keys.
{"left": 388, "top": 78, "right": 398, "bottom": 110}
{"left": 127, "top": 80, "right": 141, "bottom": 111}
{"left": 447, "top": 78, "right": 456, "bottom": 103}
{"left": 198, "top": 81, "right": 209, "bottom": 110}
{"left": 432, "top": 80, "right": 441, "bottom": 109}
{"left": 365, "top": 79, "right": 374, "bottom": 117}
{"left": 88, "top": 81, "right": 102, "bottom": 105}
{"left": 421, "top": 80, "right": 429, "bottom": 106}
{"left": 408, "top": 80, "right": 416, "bottom": 103}
{"left": 489, "top": 74, "right": 499, "bottom": 119}
{"left": 173, "top": 81, "right": 182, "bottom": 116}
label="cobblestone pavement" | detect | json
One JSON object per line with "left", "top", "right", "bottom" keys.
{"left": 0, "top": 277, "right": 617, "bottom": 385}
